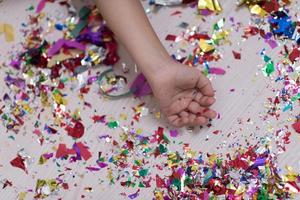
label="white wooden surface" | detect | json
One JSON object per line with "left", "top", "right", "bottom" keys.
{"left": 0, "top": 0, "right": 299, "bottom": 199}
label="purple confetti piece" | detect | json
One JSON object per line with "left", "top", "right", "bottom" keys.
{"left": 87, "top": 76, "right": 98, "bottom": 85}
{"left": 128, "top": 189, "right": 140, "bottom": 199}
{"left": 170, "top": 129, "right": 179, "bottom": 137}
{"left": 250, "top": 157, "right": 266, "bottom": 169}
{"left": 3, "top": 93, "right": 11, "bottom": 101}
{"left": 48, "top": 39, "right": 86, "bottom": 57}
{"left": 130, "top": 73, "right": 152, "bottom": 97}
{"left": 76, "top": 26, "right": 104, "bottom": 46}
{"left": 199, "top": 9, "right": 213, "bottom": 16}
{"left": 72, "top": 143, "right": 82, "bottom": 161}
{"left": 5, "top": 75, "right": 26, "bottom": 90}
{"left": 9, "top": 59, "right": 21, "bottom": 70}
{"left": 42, "top": 153, "right": 53, "bottom": 159}
{"left": 265, "top": 39, "right": 278, "bottom": 49}
{"left": 96, "top": 161, "right": 108, "bottom": 168}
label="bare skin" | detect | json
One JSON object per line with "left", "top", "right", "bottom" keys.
{"left": 95, "top": 0, "right": 217, "bottom": 127}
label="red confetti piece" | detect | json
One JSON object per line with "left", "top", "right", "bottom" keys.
{"left": 288, "top": 47, "right": 300, "bottom": 63}
{"left": 91, "top": 115, "right": 106, "bottom": 123}
{"left": 165, "top": 34, "right": 177, "bottom": 41}
{"left": 10, "top": 155, "right": 27, "bottom": 173}
{"left": 292, "top": 120, "right": 300, "bottom": 133}
{"left": 76, "top": 142, "right": 92, "bottom": 161}
{"left": 65, "top": 121, "right": 85, "bottom": 138}
{"left": 170, "top": 11, "right": 182, "bottom": 16}
{"left": 156, "top": 174, "right": 166, "bottom": 188}
{"left": 232, "top": 51, "right": 241, "bottom": 59}
{"left": 55, "top": 143, "right": 76, "bottom": 158}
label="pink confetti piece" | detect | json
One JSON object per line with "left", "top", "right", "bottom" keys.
{"left": 208, "top": 67, "right": 226, "bottom": 75}
{"left": 265, "top": 39, "right": 278, "bottom": 49}
{"left": 86, "top": 166, "right": 101, "bottom": 171}
{"left": 36, "top": 0, "right": 47, "bottom": 13}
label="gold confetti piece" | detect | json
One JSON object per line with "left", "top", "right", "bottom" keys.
{"left": 237, "top": 0, "right": 262, "bottom": 7}
{"left": 199, "top": 39, "right": 215, "bottom": 53}
{"left": 198, "top": 0, "right": 222, "bottom": 12}
{"left": 0, "top": 23, "right": 14, "bottom": 42}
{"left": 249, "top": 4, "right": 267, "bottom": 17}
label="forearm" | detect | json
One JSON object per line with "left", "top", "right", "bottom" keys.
{"left": 94, "top": 0, "right": 172, "bottom": 81}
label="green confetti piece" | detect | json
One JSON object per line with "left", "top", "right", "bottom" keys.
{"left": 291, "top": 93, "right": 300, "bottom": 101}
{"left": 107, "top": 121, "right": 119, "bottom": 129}
{"left": 172, "top": 178, "right": 181, "bottom": 190}
{"left": 158, "top": 144, "right": 168, "bottom": 154}
{"left": 26, "top": 5, "right": 35, "bottom": 11}
{"left": 70, "top": 6, "right": 91, "bottom": 38}
{"left": 203, "top": 169, "right": 213, "bottom": 185}
{"left": 184, "top": 176, "right": 192, "bottom": 186}
{"left": 283, "top": 103, "right": 292, "bottom": 112}
{"left": 163, "top": 134, "right": 170, "bottom": 144}
{"left": 122, "top": 149, "right": 129, "bottom": 155}
{"left": 79, "top": 6, "right": 91, "bottom": 19}
{"left": 138, "top": 182, "right": 145, "bottom": 188}
{"left": 202, "top": 69, "right": 209, "bottom": 76}
{"left": 138, "top": 168, "right": 149, "bottom": 177}
{"left": 263, "top": 55, "right": 271, "bottom": 63}
{"left": 2, "top": 114, "right": 8, "bottom": 120}
{"left": 262, "top": 61, "right": 275, "bottom": 77}
{"left": 258, "top": 186, "right": 269, "bottom": 200}
{"left": 8, "top": 135, "right": 15, "bottom": 140}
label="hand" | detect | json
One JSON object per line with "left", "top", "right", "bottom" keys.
{"left": 148, "top": 60, "right": 217, "bottom": 127}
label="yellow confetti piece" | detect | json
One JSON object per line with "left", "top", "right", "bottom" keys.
{"left": 199, "top": 39, "right": 215, "bottom": 53}
{"left": 154, "top": 190, "right": 163, "bottom": 200}
{"left": 0, "top": 23, "right": 14, "bottom": 42}
{"left": 52, "top": 93, "right": 67, "bottom": 105}
{"left": 235, "top": 185, "right": 246, "bottom": 195}
{"left": 249, "top": 4, "right": 267, "bottom": 17}
{"left": 18, "top": 192, "right": 27, "bottom": 200}
{"left": 38, "top": 155, "right": 47, "bottom": 165}
{"left": 198, "top": 0, "right": 222, "bottom": 12}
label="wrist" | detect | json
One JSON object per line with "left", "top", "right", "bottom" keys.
{"left": 139, "top": 55, "right": 174, "bottom": 86}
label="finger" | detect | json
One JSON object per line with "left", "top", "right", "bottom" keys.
{"left": 166, "top": 98, "right": 191, "bottom": 115}
{"left": 202, "top": 109, "right": 217, "bottom": 119}
{"left": 188, "top": 101, "right": 203, "bottom": 114}
{"left": 198, "top": 96, "right": 216, "bottom": 107}
{"left": 167, "top": 115, "right": 179, "bottom": 123}
{"left": 195, "top": 116, "right": 208, "bottom": 125}
{"left": 179, "top": 111, "right": 189, "bottom": 118}
{"left": 171, "top": 118, "right": 182, "bottom": 127}
{"left": 175, "top": 116, "right": 189, "bottom": 127}
{"left": 196, "top": 75, "right": 214, "bottom": 97}
{"left": 187, "top": 114, "right": 198, "bottom": 126}
{"left": 193, "top": 91, "right": 203, "bottom": 102}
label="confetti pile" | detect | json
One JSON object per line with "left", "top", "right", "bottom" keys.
{"left": 0, "top": 0, "right": 300, "bottom": 199}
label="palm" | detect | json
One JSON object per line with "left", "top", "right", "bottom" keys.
{"left": 151, "top": 63, "right": 216, "bottom": 127}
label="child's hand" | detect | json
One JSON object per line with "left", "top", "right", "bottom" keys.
{"left": 149, "top": 60, "right": 217, "bottom": 127}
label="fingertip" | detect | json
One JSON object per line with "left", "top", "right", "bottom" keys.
{"left": 195, "top": 116, "right": 208, "bottom": 125}
{"left": 203, "top": 109, "right": 217, "bottom": 119}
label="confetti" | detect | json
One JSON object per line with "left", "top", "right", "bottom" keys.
{"left": 198, "top": 0, "right": 222, "bottom": 13}
{"left": 0, "top": 23, "right": 14, "bottom": 42}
